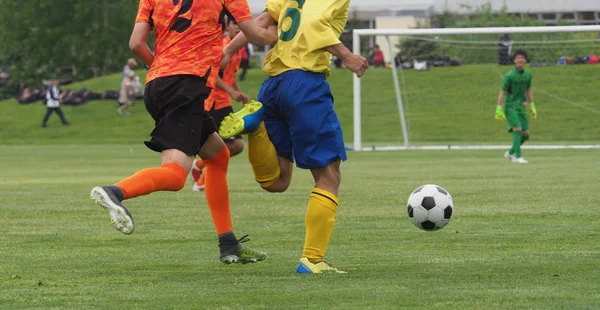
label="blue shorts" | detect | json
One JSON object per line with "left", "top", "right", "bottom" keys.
{"left": 257, "top": 70, "right": 347, "bottom": 169}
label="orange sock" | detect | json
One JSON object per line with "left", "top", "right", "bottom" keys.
{"left": 196, "top": 171, "right": 206, "bottom": 186}
{"left": 203, "top": 146, "right": 233, "bottom": 235}
{"left": 195, "top": 159, "right": 205, "bottom": 170}
{"left": 115, "top": 163, "right": 187, "bottom": 200}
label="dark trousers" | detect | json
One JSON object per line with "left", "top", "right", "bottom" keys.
{"left": 239, "top": 59, "right": 249, "bottom": 81}
{"left": 42, "top": 107, "right": 69, "bottom": 125}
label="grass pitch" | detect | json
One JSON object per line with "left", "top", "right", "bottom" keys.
{"left": 1, "top": 64, "right": 599, "bottom": 308}
{"left": 1, "top": 145, "right": 600, "bottom": 309}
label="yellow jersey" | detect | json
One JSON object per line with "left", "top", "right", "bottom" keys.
{"left": 263, "top": 0, "right": 349, "bottom": 78}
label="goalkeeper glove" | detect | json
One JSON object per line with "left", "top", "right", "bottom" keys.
{"left": 529, "top": 102, "right": 537, "bottom": 120}
{"left": 495, "top": 105, "right": 506, "bottom": 121}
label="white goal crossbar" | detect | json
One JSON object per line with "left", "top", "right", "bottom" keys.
{"left": 351, "top": 25, "right": 600, "bottom": 151}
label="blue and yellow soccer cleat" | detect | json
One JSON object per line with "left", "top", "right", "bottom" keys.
{"left": 296, "top": 257, "right": 347, "bottom": 274}
{"left": 218, "top": 100, "right": 264, "bottom": 139}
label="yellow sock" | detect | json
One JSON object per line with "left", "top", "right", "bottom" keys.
{"left": 302, "top": 188, "right": 338, "bottom": 262}
{"left": 248, "top": 122, "right": 280, "bottom": 188}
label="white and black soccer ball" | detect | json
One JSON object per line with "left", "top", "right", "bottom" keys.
{"left": 407, "top": 184, "right": 454, "bottom": 231}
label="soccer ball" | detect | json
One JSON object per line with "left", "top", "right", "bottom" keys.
{"left": 407, "top": 184, "right": 454, "bottom": 231}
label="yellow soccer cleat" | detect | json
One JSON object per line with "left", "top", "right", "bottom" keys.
{"left": 218, "top": 100, "right": 264, "bottom": 139}
{"left": 296, "top": 257, "right": 347, "bottom": 274}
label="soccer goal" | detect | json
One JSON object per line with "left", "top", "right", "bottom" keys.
{"left": 351, "top": 25, "right": 600, "bottom": 151}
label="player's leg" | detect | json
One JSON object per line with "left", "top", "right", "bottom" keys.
{"left": 506, "top": 109, "right": 527, "bottom": 163}
{"left": 211, "top": 106, "right": 246, "bottom": 157}
{"left": 192, "top": 106, "right": 244, "bottom": 192}
{"left": 199, "top": 127, "right": 267, "bottom": 264}
{"left": 520, "top": 112, "right": 530, "bottom": 145}
{"left": 252, "top": 77, "right": 295, "bottom": 192}
{"left": 516, "top": 111, "right": 530, "bottom": 162}
{"left": 521, "top": 130, "right": 530, "bottom": 145}
{"left": 190, "top": 157, "right": 205, "bottom": 191}
{"left": 506, "top": 108, "right": 524, "bottom": 161}
{"left": 296, "top": 160, "right": 345, "bottom": 274}
{"left": 90, "top": 75, "right": 208, "bottom": 234}
{"left": 225, "top": 137, "right": 244, "bottom": 156}
{"left": 276, "top": 71, "right": 347, "bottom": 274}
{"left": 219, "top": 77, "right": 293, "bottom": 192}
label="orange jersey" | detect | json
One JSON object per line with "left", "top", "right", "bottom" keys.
{"left": 205, "top": 36, "right": 243, "bottom": 111}
{"left": 135, "top": 0, "right": 252, "bottom": 88}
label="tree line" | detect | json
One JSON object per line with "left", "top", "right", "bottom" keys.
{"left": 0, "top": 0, "right": 142, "bottom": 99}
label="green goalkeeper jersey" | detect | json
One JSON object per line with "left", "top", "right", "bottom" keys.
{"left": 501, "top": 67, "right": 532, "bottom": 110}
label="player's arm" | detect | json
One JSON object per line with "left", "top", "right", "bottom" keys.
{"left": 231, "top": 79, "right": 249, "bottom": 104}
{"left": 129, "top": 23, "right": 154, "bottom": 66}
{"left": 526, "top": 88, "right": 536, "bottom": 119}
{"left": 129, "top": 0, "right": 154, "bottom": 66}
{"left": 497, "top": 90, "right": 505, "bottom": 107}
{"left": 314, "top": 1, "right": 368, "bottom": 77}
{"left": 496, "top": 88, "right": 507, "bottom": 121}
{"left": 232, "top": 79, "right": 241, "bottom": 92}
{"left": 227, "top": 12, "right": 276, "bottom": 54}
{"left": 224, "top": 0, "right": 277, "bottom": 46}
{"left": 237, "top": 21, "right": 277, "bottom": 46}
{"left": 526, "top": 88, "right": 534, "bottom": 104}
{"left": 325, "top": 44, "right": 368, "bottom": 77}
{"left": 216, "top": 76, "right": 249, "bottom": 104}
{"left": 221, "top": 12, "right": 277, "bottom": 69}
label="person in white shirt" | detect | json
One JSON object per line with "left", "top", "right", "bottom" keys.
{"left": 123, "top": 58, "right": 137, "bottom": 80}
{"left": 117, "top": 71, "right": 136, "bottom": 116}
{"left": 42, "top": 79, "right": 70, "bottom": 128}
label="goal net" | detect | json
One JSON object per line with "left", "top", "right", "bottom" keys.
{"left": 351, "top": 25, "right": 600, "bottom": 151}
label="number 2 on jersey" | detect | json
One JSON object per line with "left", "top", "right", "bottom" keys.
{"left": 279, "top": 0, "right": 305, "bottom": 42}
{"left": 170, "top": 0, "right": 194, "bottom": 33}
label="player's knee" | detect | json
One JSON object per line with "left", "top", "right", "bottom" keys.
{"left": 262, "top": 178, "right": 290, "bottom": 193}
{"left": 163, "top": 163, "right": 188, "bottom": 191}
{"left": 227, "top": 139, "right": 244, "bottom": 157}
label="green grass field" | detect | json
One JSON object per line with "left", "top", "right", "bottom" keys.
{"left": 1, "top": 66, "right": 600, "bottom": 308}
{"left": 2, "top": 145, "right": 600, "bottom": 309}
{"left": 1, "top": 65, "right": 599, "bottom": 146}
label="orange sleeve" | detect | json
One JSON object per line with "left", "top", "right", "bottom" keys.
{"left": 135, "top": 0, "right": 154, "bottom": 24}
{"left": 224, "top": 0, "right": 253, "bottom": 23}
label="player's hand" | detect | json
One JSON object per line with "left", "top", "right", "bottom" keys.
{"left": 529, "top": 102, "right": 537, "bottom": 120}
{"left": 342, "top": 54, "right": 369, "bottom": 78}
{"left": 265, "top": 25, "right": 278, "bottom": 44}
{"left": 495, "top": 105, "right": 506, "bottom": 121}
{"left": 231, "top": 91, "right": 249, "bottom": 104}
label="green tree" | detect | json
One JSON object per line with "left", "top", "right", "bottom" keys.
{"left": 0, "top": 0, "right": 140, "bottom": 95}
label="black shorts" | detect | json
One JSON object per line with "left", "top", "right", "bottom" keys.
{"left": 143, "top": 75, "right": 216, "bottom": 156}
{"left": 208, "top": 105, "right": 242, "bottom": 140}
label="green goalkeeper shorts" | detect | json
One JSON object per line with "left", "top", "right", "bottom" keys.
{"left": 506, "top": 107, "right": 529, "bottom": 132}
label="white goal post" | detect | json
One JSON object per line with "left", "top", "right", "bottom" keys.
{"left": 351, "top": 25, "right": 600, "bottom": 151}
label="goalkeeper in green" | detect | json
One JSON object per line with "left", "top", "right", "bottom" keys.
{"left": 495, "top": 50, "right": 537, "bottom": 164}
